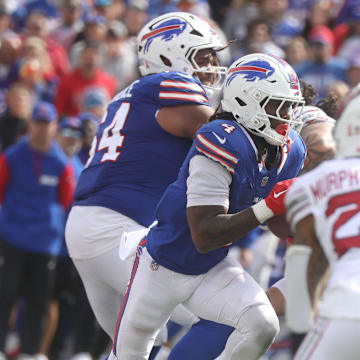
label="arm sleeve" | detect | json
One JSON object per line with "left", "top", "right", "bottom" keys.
{"left": 0, "top": 154, "right": 9, "bottom": 204}
{"left": 285, "top": 179, "right": 313, "bottom": 232}
{"left": 187, "top": 155, "right": 232, "bottom": 209}
{"left": 58, "top": 163, "right": 76, "bottom": 210}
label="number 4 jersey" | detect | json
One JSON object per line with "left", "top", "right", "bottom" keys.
{"left": 286, "top": 158, "right": 360, "bottom": 320}
{"left": 74, "top": 72, "right": 210, "bottom": 227}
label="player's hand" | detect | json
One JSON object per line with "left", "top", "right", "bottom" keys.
{"left": 264, "top": 178, "right": 298, "bottom": 216}
{"left": 251, "top": 178, "right": 298, "bottom": 224}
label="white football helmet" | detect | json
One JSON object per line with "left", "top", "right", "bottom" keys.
{"left": 335, "top": 83, "right": 360, "bottom": 159}
{"left": 221, "top": 53, "right": 304, "bottom": 146}
{"left": 137, "top": 12, "right": 227, "bottom": 82}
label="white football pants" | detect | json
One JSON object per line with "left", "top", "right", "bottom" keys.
{"left": 111, "top": 246, "right": 279, "bottom": 360}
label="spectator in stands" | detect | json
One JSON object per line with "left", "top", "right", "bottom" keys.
{"left": 334, "top": 0, "right": 360, "bottom": 54}
{"left": 93, "top": 0, "right": 115, "bottom": 21}
{"left": 301, "top": 0, "right": 334, "bottom": 39}
{"left": 76, "top": 112, "right": 99, "bottom": 165}
{"left": 7, "top": 36, "right": 57, "bottom": 102}
{"left": 11, "top": 0, "right": 60, "bottom": 31}
{"left": 38, "top": 115, "right": 84, "bottom": 360}
{"left": 22, "top": 10, "right": 70, "bottom": 78}
{"left": 0, "top": 82, "right": 32, "bottom": 151}
{"left": 55, "top": 40, "right": 117, "bottom": 117}
{"left": 285, "top": 36, "right": 310, "bottom": 66}
{"left": 124, "top": 0, "right": 149, "bottom": 37}
{"left": 80, "top": 88, "right": 109, "bottom": 119}
{"left": 56, "top": 116, "right": 84, "bottom": 176}
{"left": 295, "top": 25, "right": 347, "bottom": 99}
{"left": 223, "top": 0, "right": 260, "bottom": 56}
{"left": 102, "top": 21, "right": 138, "bottom": 89}
{"left": 0, "top": 101, "right": 75, "bottom": 360}
{"left": 69, "top": 12, "right": 107, "bottom": 67}
{"left": 0, "top": 33, "right": 22, "bottom": 89}
{"left": 259, "top": 0, "right": 304, "bottom": 49}
{"left": 336, "top": 7, "right": 360, "bottom": 64}
{"left": 49, "top": 0, "right": 84, "bottom": 49}
{"left": 147, "top": 0, "right": 178, "bottom": 20}
{"left": 237, "top": 17, "right": 285, "bottom": 58}
{"left": 347, "top": 52, "right": 360, "bottom": 88}
{"left": 0, "top": 5, "right": 14, "bottom": 37}
{"left": 177, "top": 0, "right": 211, "bottom": 19}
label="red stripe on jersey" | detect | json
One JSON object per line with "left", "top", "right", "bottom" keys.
{"left": 197, "top": 134, "right": 238, "bottom": 165}
{"left": 195, "top": 145, "right": 235, "bottom": 174}
{"left": 159, "top": 91, "right": 208, "bottom": 103}
{"left": 160, "top": 80, "right": 205, "bottom": 93}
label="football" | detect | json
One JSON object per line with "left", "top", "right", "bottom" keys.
{"left": 267, "top": 214, "right": 293, "bottom": 239}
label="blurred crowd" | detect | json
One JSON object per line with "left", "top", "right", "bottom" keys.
{"left": 0, "top": 0, "right": 359, "bottom": 359}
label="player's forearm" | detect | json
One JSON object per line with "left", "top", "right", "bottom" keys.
{"left": 188, "top": 206, "right": 260, "bottom": 253}
{"left": 307, "top": 251, "right": 329, "bottom": 307}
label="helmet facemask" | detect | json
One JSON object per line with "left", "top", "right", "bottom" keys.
{"left": 250, "top": 95, "right": 304, "bottom": 146}
{"left": 188, "top": 47, "right": 227, "bottom": 89}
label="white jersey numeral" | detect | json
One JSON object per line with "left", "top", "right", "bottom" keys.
{"left": 98, "top": 103, "right": 130, "bottom": 162}
{"left": 85, "top": 102, "right": 130, "bottom": 167}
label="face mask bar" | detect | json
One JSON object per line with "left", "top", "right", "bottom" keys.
{"left": 188, "top": 46, "right": 228, "bottom": 89}
{"left": 256, "top": 96, "right": 305, "bottom": 146}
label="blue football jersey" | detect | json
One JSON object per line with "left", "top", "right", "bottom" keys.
{"left": 147, "top": 119, "right": 306, "bottom": 275}
{"left": 74, "top": 72, "right": 210, "bottom": 227}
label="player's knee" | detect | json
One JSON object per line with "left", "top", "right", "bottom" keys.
{"left": 240, "top": 304, "right": 279, "bottom": 348}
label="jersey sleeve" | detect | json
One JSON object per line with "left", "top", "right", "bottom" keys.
{"left": 285, "top": 177, "right": 313, "bottom": 232}
{"left": 157, "top": 73, "right": 210, "bottom": 107}
{"left": 193, "top": 128, "right": 239, "bottom": 175}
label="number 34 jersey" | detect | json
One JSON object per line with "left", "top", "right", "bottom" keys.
{"left": 74, "top": 72, "right": 210, "bottom": 227}
{"left": 286, "top": 158, "right": 360, "bottom": 319}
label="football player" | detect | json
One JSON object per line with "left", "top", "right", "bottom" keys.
{"left": 285, "top": 84, "right": 360, "bottom": 359}
{"left": 109, "top": 53, "right": 306, "bottom": 360}
{"left": 65, "top": 11, "right": 227, "bottom": 353}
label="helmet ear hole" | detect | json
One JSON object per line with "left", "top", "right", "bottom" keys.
{"left": 160, "top": 55, "right": 172, "bottom": 67}
{"left": 235, "top": 97, "right": 246, "bottom": 107}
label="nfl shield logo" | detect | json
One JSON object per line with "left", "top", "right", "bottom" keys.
{"left": 150, "top": 260, "right": 159, "bottom": 271}
{"left": 261, "top": 177, "right": 269, "bottom": 187}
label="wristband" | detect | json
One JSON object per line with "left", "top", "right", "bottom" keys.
{"left": 251, "top": 199, "right": 274, "bottom": 224}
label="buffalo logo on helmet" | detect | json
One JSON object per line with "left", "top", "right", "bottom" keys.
{"left": 141, "top": 18, "right": 187, "bottom": 53}
{"left": 225, "top": 60, "right": 275, "bottom": 86}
